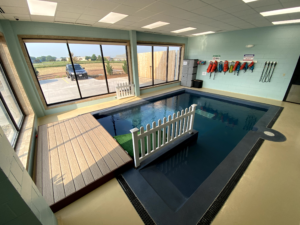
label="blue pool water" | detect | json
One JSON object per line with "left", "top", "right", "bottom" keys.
{"left": 96, "top": 92, "right": 266, "bottom": 208}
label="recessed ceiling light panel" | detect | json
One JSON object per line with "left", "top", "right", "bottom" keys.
{"left": 243, "top": 0, "right": 257, "bottom": 3}
{"left": 172, "top": 27, "right": 196, "bottom": 33}
{"left": 27, "top": 0, "right": 57, "bottom": 16}
{"left": 142, "top": 21, "right": 169, "bottom": 29}
{"left": 272, "top": 19, "right": 300, "bottom": 25}
{"left": 192, "top": 31, "right": 215, "bottom": 36}
{"left": 261, "top": 7, "right": 300, "bottom": 17}
{"left": 99, "top": 12, "right": 128, "bottom": 24}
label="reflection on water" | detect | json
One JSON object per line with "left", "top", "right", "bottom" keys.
{"left": 96, "top": 93, "right": 266, "bottom": 206}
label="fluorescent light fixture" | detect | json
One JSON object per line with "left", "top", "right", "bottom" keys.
{"left": 27, "top": 0, "right": 57, "bottom": 16}
{"left": 272, "top": 19, "right": 300, "bottom": 25}
{"left": 172, "top": 27, "right": 196, "bottom": 33}
{"left": 192, "top": 31, "right": 215, "bottom": 36}
{"left": 243, "top": 0, "right": 257, "bottom": 3}
{"left": 261, "top": 7, "right": 300, "bottom": 17}
{"left": 99, "top": 12, "right": 128, "bottom": 24}
{"left": 142, "top": 21, "right": 169, "bottom": 29}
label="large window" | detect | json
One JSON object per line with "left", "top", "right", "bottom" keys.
{"left": 24, "top": 40, "right": 130, "bottom": 106}
{"left": 0, "top": 62, "right": 24, "bottom": 147}
{"left": 137, "top": 45, "right": 181, "bottom": 88}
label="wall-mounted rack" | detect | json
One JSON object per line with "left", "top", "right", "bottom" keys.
{"left": 211, "top": 60, "right": 258, "bottom": 63}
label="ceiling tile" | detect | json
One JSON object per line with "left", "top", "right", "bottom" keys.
{"left": 31, "top": 15, "right": 55, "bottom": 22}
{"left": 247, "top": 0, "right": 281, "bottom": 8}
{"left": 121, "top": 15, "right": 145, "bottom": 22}
{"left": 55, "top": 11, "right": 81, "bottom": 19}
{"left": 56, "top": 3, "right": 84, "bottom": 14}
{"left": 176, "top": 0, "right": 208, "bottom": 11}
{"left": 59, "top": 0, "right": 93, "bottom": 7}
{"left": 222, "top": 4, "right": 252, "bottom": 13}
{"left": 233, "top": 9, "right": 259, "bottom": 17}
{"left": 202, "top": 0, "right": 224, "bottom": 4}
{"left": 120, "top": 0, "right": 156, "bottom": 8}
{"left": 0, "top": 0, "right": 28, "bottom": 7}
{"left": 1, "top": 6, "right": 29, "bottom": 15}
{"left": 254, "top": 4, "right": 285, "bottom": 12}
{"left": 115, "top": 20, "right": 134, "bottom": 26}
{"left": 265, "top": 14, "right": 293, "bottom": 21}
{"left": 88, "top": 0, "right": 119, "bottom": 11}
{"left": 112, "top": 4, "right": 142, "bottom": 15}
{"left": 143, "top": 2, "right": 174, "bottom": 13}
{"left": 289, "top": 13, "right": 300, "bottom": 19}
{"left": 82, "top": 8, "right": 108, "bottom": 17}
{"left": 132, "top": 9, "right": 159, "bottom": 18}
{"left": 159, "top": 0, "right": 190, "bottom": 6}
{"left": 281, "top": 1, "right": 300, "bottom": 8}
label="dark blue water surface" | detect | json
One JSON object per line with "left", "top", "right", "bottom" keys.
{"left": 96, "top": 93, "right": 266, "bottom": 203}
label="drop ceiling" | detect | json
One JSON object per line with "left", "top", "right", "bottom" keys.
{"left": 0, "top": 0, "right": 299, "bottom": 37}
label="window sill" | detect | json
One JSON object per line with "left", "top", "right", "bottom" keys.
{"left": 45, "top": 93, "right": 117, "bottom": 110}
{"left": 15, "top": 114, "right": 35, "bottom": 170}
{"left": 140, "top": 81, "right": 180, "bottom": 90}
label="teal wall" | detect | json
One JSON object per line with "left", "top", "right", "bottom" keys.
{"left": 0, "top": 127, "right": 57, "bottom": 225}
{"left": 186, "top": 24, "right": 300, "bottom": 100}
{"left": 0, "top": 20, "right": 187, "bottom": 117}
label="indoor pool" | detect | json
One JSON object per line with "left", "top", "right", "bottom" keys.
{"left": 97, "top": 92, "right": 266, "bottom": 194}
{"left": 93, "top": 89, "right": 284, "bottom": 224}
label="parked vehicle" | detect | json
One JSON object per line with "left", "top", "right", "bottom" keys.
{"left": 66, "top": 64, "right": 88, "bottom": 81}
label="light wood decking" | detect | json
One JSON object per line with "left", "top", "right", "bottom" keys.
{"left": 35, "top": 113, "right": 132, "bottom": 212}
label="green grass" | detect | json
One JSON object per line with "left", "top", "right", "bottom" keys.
{"left": 114, "top": 131, "right": 167, "bottom": 159}
{"left": 33, "top": 60, "right": 125, "bottom": 68}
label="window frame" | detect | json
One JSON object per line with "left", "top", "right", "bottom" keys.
{"left": 22, "top": 38, "right": 131, "bottom": 107}
{"left": 137, "top": 43, "right": 182, "bottom": 89}
{"left": 0, "top": 60, "right": 25, "bottom": 148}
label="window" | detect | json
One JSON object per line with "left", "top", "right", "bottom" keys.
{"left": 0, "top": 62, "right": 24, "bottom": 147}
{"left": 24, "top": 40, "right": 130, "bottom": 106}
{"left": 137, "top": 45, "right": 181, "bottom": 88}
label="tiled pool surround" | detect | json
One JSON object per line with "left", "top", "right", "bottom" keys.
{"left": 92, "top": 88, "right": 285, "bottom": 225}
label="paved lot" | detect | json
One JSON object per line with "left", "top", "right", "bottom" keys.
{"left": 40, "top": 77, "right": 128, "bottom": 104}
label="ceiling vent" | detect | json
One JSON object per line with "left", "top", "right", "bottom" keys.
{"left": 0, "top": 7, "right": 5, "bottom": 13}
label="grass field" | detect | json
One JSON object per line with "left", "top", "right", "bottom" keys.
{"left": 35, "top": 62, "right": 126, "bottom": 76}
{"left": 33, "top": 60, "right": 125, "bottom": 68}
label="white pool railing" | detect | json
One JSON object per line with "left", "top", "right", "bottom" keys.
{"left": 130, "top": 104, "right": 197, "bottom": 168}
{"left": 116, "top": 82, "right": 135, "bottom": 99}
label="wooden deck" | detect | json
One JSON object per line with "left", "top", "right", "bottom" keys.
{"left": 35, "top": 113, "right": 132, "bottom": 212}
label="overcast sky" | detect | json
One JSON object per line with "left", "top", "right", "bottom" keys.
{"left": 26, "top": 43, "right": 127, "bottom": 58}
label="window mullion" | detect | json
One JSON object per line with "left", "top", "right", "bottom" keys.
{"left": 66, "top": 42, "right": 82, "bottom": 99}
{"left": 166, "top": 46, "right": 169, "bottom": 83}
{"left": 100, "top": 45, "right": 110, "bottom": 93}
{"left": 152, "top": 46, "right": 154, "bottom": 86}
{"left": 0, "top": 92, "right": 19, "bottom": 132}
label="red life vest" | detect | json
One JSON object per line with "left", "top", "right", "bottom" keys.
{"left": 233, "top": 61, "right": 240, "bottom": 71}
{"left": 210, "top": 60, "right": 218, "bottom": 73}
{"left": 223, "top": 60, "right": 229, "bottom": 73}
{"left": 207, "top": 61, "right": 213, "bottom": 73}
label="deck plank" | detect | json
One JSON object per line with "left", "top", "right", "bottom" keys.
{"left": 41, "top": 124, "right": 54, "bottom": 205}
{"left": 77, "top": 115, "right": 118, "bottom": 172}
{"left": 59, "top": 121, "right": 85, "bottom": 191}
{"left": 64, "top": 120, "right": 94, "bottom": 185}
{"left": 36, "top": 126, "right": 43, "bottom": 194}
{"left": 48, "top": 122, "right": 65, "bottom": 203}
{"left": 73, "top": 117, "right": 111, "bottom": 176}
{"left": 68, "top": 119, "right": 103, "bottom": 180}
{"left": 83, "top": 114, "right": 124, "bottom": 167}
{"left": 85, "top": 114, "right": 132, "bottom": 163}
{"left": 53, "top": 122, "right": 76, "bottom": 197}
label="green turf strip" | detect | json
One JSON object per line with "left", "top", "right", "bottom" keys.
{"left": 114, "top": 131, "right": 167, "bottom": 158}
